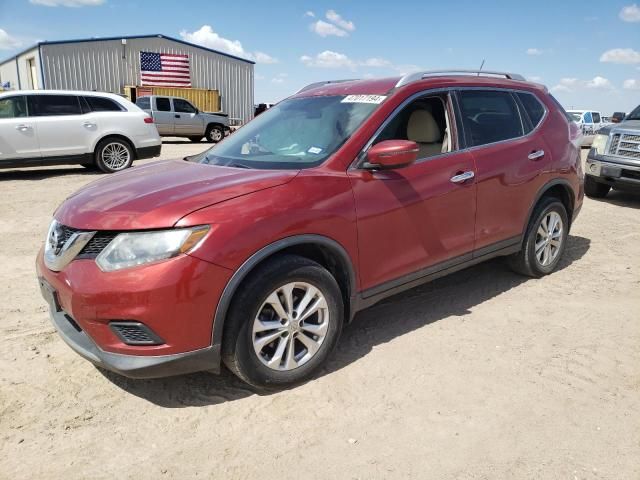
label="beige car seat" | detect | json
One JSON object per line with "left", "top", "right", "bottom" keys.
{"left": 406, "top": 110, "right": 442, "bottom": 158}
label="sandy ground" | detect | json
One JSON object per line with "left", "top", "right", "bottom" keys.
{"left": 1, "top": 143, "right": 639, "bottom": 479}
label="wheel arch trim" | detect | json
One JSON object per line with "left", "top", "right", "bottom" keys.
{"left": 524, "top": 178, "right": 576, "bottom": 235}
{"left": 210, "top": 234, "right": 357, "bottom": 350}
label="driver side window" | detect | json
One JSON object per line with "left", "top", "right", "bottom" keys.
{"left": 373, "top": 94, "right": 454, "bottom": 160}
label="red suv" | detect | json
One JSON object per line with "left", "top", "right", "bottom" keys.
{"left": 37, "top": 70, "right": 584, "bottom": 389}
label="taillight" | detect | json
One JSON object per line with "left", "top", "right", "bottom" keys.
{"left": 144, "top": 116, "right": 154, "bottom": 124}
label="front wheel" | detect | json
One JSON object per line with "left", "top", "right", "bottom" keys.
{"left": 584, "top": 175, "right": 610, "bottom": 198}
{"left": 206, "top": 125, "right": 224, "bottom": 143}
{"left": 95, "top": 139, "right": 133, "bottom": 173}
{"left": 508, "top": 197, "right": 569, "bottom": 278}
{"left": 222, "top": 255, "right": 344, "bottom": 390}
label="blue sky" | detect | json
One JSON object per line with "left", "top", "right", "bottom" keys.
{"left": 1, "top": 0, "right": 639, "bottom": 113}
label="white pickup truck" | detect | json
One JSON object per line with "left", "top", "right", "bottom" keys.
{"left": 136, "top": 95, "right": 230, "bottom": 143}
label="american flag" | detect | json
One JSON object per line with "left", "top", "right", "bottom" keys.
{"left": 140, "top": 52, "right": 191, "bottom": 87}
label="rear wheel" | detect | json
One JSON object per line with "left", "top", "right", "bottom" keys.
{"left": 206, "top": 125, "right": 224, "bottom": 143}
{"left": 508, "top": 197, "right": 569, "bottom": 278}
{"left": 95, "top": 138, "right": 133, "bottom": 173}
{"left": 222, "top": 255, "right": 343, "bottom": 390}
{"left": 584, "top": 175, "right": 610, "bottom": 198}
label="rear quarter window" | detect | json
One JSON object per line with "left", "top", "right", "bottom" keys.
{"left": 84, "top": 96, "right": 124, "bottom": 112}
{"left": 516, "top": 92, "right": 546, "bottom": 130}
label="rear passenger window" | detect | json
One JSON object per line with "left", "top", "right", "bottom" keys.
{"left": 155, "top": 97, "right": 171, "bottom": 112}
{"left": 136, "top": 97, "right": 151, "bottom": 109}
{"left": 0, "top": 96, "right": 28, "bottom": 118}
{"left": 516, "top": 92, "right": 545, "bottom": 129}
{"left": 30, "top": 95, "right": 81, "bottom": 116}
{"left": 458, "top": 90, "right": 524, "bottom": 147}
{"left": 84, "top": 96, "right": 123, "bottom": 112}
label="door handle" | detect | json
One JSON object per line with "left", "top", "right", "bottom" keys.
{"left": 528, "top": 150, "right": 545, "bottom": 161}
{"left": 450, "top": 171, "right": 475, "bottom": 183}
{"left": 83, "top": 122, "right": 96, "bottom": 128}
{"left": 15, "top": 124, "right": 32, "bottom": 131}
{"left": 175, "top": 114, "right": 180, "bottom": 118}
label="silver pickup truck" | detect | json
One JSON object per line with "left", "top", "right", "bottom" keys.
{"left": 585, "top": 104, "right": 640, "bottom": 198}
{"left": 136, "top": 95, "right": 230, "bottom": 143}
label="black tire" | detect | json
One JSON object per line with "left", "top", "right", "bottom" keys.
{"left": 205, "top": 124, "right": 224, "bottom": 143}
{"left": 222, "top": 255, "right": 344, "bottom": 390}
{"left": 508, "top": 197, "right": 569, "bottom": 278}
{"left": 188, "top": 136, "right": 203, "bottom": 143}
{"left": 584, "top": 175, "right": 610, "bottom": 198}
{"left": 95, "top": 138, "right": 134, "bottom": 173}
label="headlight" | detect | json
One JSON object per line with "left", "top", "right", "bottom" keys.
{"left": 591, "top": 134, "right": 608, "bottom": 155}
{"left": 95, "top": 226, "right": 209, "bottom": 272}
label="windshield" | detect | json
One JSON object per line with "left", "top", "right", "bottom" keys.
{"left": 568, "top": 113, "right": 582, "bottom": 122}
{"left": 626, "top": 105, "right": 640, "bottom": 121}
{"left": 191, "top": 95, "right": 382, "bottom": 169}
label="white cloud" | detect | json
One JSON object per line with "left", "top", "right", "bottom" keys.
{"left": 300, "top": 51, "right": 356, "bottom": 69}
{"left": 271, "top": 73, "right": 288, "bottom": 84}
{"left": 254, "top": 51, "right": 278, "bottom": 64}
{"left": 30, "top": 0, "right": 104, "bottom": 6}
{"left": 0, "top": 28, "right": 21, "bottom": 50}
{"left": 304, "top": 11, "right": 315, "bottom": 17}
{"left": 300, "top": 51, "right": 399, "bottom": 71}
{"left": 310, "top": 20, "right": 348, "bottom": 37}
{"left": 623, "top": 79, "right": 640, "bottom": 90}
{"left": 326, "top": 10, "right": 355, "bottom": 32}
{"left": 526, "top": 48, "right": 542, "bottom": 56}
{"left": 551, "top": 77, "right": 579, "bottom": 93}
{"left": 585, "top": 76, "right": 613, "bottom": 89}
{"left": 180, "top": 25, "right": 277, "bottom": 63}
{"left": 600, "top": 48, "right": 640, "bottom": 64}
{"left": 619, "top": 4, "right": 640, "bottom": 22}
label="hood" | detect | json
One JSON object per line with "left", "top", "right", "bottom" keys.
{"left": 55, "top": 160, "right": 298, "bottom": 230}
{"left": 598, "top": 119, "right": 640, "bottom": 136}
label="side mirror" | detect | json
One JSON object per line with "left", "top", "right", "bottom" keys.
{"left": 364, "top": 140, "right": 419, "bottom": 170}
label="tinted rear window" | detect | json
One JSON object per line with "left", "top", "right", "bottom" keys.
{"left": 458, "top": 90, "right": 524, "bottom": 147}
{"left": 136, "top": 97, "right": 151, "bottom": 109}
{"left": 30, "top": 95, "right": 81, "bottom": 116}
{"left": 84, "top": 96, "right": 123, "bottom": 112}
{"left": 517, "top": 92, "right": 545, "bottom": 129}
{"left": 155, "top": 97, "right": 171, "bottom": 111}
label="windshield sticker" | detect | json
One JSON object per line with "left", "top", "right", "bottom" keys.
{"left": 307, "top": 147, "right": 323, "bottom": 154}
{"left": 341, "top": 95, "right": 387, "bottom": 104}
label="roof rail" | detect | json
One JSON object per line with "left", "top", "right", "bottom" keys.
{"left": 395, "top": 70, "right": 526, "bottom": 88}
{"left": 295, "top": 79, "right": 359, "bottom": 94}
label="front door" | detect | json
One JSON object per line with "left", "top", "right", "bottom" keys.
{"left": 348, "top": 92, "right": 477, "bottom": 294}
{"left": 173, "top": 98, "right": 202, "bottom": 135}
{"left": 0, "top": 95, "right": 41, "bottom": 164}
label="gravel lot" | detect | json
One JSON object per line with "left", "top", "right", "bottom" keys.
{"left": 1, "top": 142, "right": 639, "bottom": 479}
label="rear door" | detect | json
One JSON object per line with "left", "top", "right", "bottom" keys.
{"left": 0, "top": 95, "right": 41, "bottom": 163}
{"left": 28, "top": 94, "right": 93, "bottom": 158}
{"left": 457, "top": 89, "right": 552, "bottom": 252}
{"left": 173, "top": 98, "right": 203, "bottom": 135}
{"left": 152, "top": 97, "right": 174, "bottom": 135}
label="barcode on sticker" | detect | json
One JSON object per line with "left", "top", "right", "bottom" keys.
{"left": 341, "top": 95, "right": 387, "bottom": 104}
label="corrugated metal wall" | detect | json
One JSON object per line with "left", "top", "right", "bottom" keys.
{"left": 0, "top": 47, "right": 42, "bottom": 90}
{"left": 40, "top": 37, "right": 254, "bottom": 123}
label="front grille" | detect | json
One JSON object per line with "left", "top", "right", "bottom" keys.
{"left": 58, "top": 225, "right": 116, "bottom": 259}
{"left": 610, "top": 132, "right": 640, "bottom": 160}
{"left": 110, "top": 322, "right": 164, "bottom": 346}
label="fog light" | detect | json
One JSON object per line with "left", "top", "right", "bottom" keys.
{"left": 589, "top": 164, "right": 597, "bottom": 173}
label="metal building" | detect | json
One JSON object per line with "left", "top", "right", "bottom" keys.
{"left": 0, "top": 34, "right": 255, "bottom": 123}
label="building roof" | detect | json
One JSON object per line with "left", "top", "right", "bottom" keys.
{"left": 0, "top": 33, "right": 255, "bottom": 66}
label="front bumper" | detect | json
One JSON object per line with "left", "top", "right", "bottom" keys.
{"left": 585, "top": 152, "right": 640, "bottom": 190}
{"left": 36, "top": 249, "right": 233, "bottom": 378}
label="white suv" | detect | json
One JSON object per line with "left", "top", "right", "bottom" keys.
{"left": 0, "top": 90, "right": 161, "bottom": 173}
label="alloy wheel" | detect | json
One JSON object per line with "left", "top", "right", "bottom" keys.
{"left": 101, "top": 142, "right": 130, "bottom": 170}
{"left": 252, "top": 282, "right": 329, "bottom": 371}
{"left": 535, "top": 211, "right": 563, "bottom": 267}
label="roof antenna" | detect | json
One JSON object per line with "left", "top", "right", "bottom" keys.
{"left": 478, "top": 59, "right": 485, "bottom": 75}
